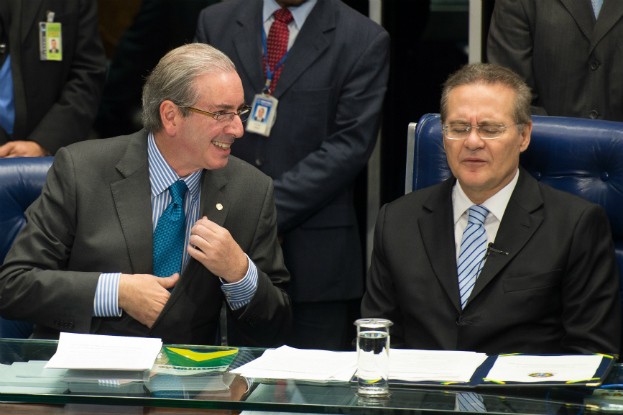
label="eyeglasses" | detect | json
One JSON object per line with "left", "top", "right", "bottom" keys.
{"left": 442, "top": 123, "right": 523, "bottom": 140}
{"left": 185, "top": 105, "right": 251, "bottom": 123}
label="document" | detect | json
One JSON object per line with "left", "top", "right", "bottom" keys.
{"left": 230, "top": 346, "right": 357, "bottom": 382}
{"left": 45, "top": 332, "right": 163, "bottom": 371}
{"left": 389, "top": 349, "right": 488, "bottom": 383}
{"left": 484, "top": 354, "right": 603, "bottom": 383}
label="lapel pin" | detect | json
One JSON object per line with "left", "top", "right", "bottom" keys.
{"left": 216, "top": 203, "right": 223, "bottom": 211}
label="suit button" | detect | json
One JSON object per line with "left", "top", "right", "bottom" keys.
{"left": 0, "top": 44, "right": 6, "bottom": 54}
{"left": 255, "top": 158, "right": 264, "bottom": 167}
{"left": 590, "top": 60, "right": 600, "bottom": 70}
{"left": 589, "top": 110, "right": 599, "bottom": 119}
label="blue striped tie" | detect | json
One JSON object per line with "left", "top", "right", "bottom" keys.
{"left": 457, "top": 392, "right": 487, "bottom": 412}
{"left": 153, "top": 180, "right": 188, "bottom": 278}
{"left": 458, "top": 205, "right": 489, "bottom": 309}
{"left": 592, "top": 0, "right": 603, "bottom": 18}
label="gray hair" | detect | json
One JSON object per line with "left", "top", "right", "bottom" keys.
{"left": 440, "top": 63, "right": 532, "bottom": 132}
{"left": 142, "top": 43, "right": 237, "bottom": 133}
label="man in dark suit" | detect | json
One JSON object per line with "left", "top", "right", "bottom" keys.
{"left": 361, "top": 63, "right": 621, "bottom": 355}
{"left": 0, "top": 43, "right": 291, "bottom": 347}
{"left": 0, "top": 0, "right": 106, "bottom": 157}
{"left": 487, "top": 0, "right": 623, "bottom": 121}
{"left": 195, "top": 0, "right": 389, "bottom": 350}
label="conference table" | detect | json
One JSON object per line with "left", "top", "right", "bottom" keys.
{"left": 1, "top": 338, "right": 622, "bottom": 414}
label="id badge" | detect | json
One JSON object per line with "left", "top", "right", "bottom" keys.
{"left": 246, "top": 94, "right": 278, "bottom": 137}
{"left": 39, "top": 21, "right": 62, "bottom": 61}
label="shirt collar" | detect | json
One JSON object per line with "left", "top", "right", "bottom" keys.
{"left": 263, "top": 0, "right": 317, "bottom": 30}
{"left": 453, "top": 168, "right": 520, "bottom": 225}
{"left": 147, "top": 132, "right": 202, "bottom": 200}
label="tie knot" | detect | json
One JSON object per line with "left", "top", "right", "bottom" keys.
{"left": 169, "top": 180, "right": 188, "bottom": 204}
{"left": 467, "top": 205, "right": 488, "bottom": 226}
{"left": 274, "top": 8, "right": 293, "bottom": 24}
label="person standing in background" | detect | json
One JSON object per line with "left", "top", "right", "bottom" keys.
{"left": 195, "top": 0, "right": 389, "bottom": 350}
{"left": 487, "top": 0, "right": 623, "bottom": 121}
{"left": 0, "top": 0, "right": 106, "bottom": 157}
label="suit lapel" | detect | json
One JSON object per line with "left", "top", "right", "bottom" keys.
{"left": 467, "top": 169, "right": 544, "bottom": 304}
{"left": 272, "top": 0, "right": 333, "bottom": 98}
{"left": 19, "top": 0, "right": 43, "bottom": 44}
{"left": 168, "top": 166, "right": 231, "bottom": 297}
{"left": 419, "top": 179, "right": 462, "bottom": 312}
{"left": 233, "top": 1, "right": 265, "bottom": 94}
{"left": 590, "top": 0, "right": 623, "bottom": 54}
{"left": 8, "top": 0, "right": 27, "bottom": 138}
{"left": 560, "top": 0, "right": 595, "bottom": 42}
{"left": 110, "top": 131, "right": 153, "bottom": 274}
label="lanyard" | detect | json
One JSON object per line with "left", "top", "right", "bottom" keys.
{"left": 262, "top": 26, "right": 290, "bottom": 94}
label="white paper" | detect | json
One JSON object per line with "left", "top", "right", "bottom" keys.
{"left": 485, "top": 354, "right": 603, "bottom": 383}
{"left": 45, "top": 332, "right": 163, "bottom": 371}
{"left": 388, "top": 349, "right": 488, "bottom": 383}
{"left": 230, "top": 345, "right": 357, "bottom": 382}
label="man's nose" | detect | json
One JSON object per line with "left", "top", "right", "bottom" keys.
{"left": 464, "top": 127, "right": 485, "bottom": 148}
{"left": 227, "top": 115, "right": 245, "bottom": 138}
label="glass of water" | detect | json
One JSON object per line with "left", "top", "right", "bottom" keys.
{"left": 354, "top": 318, "right": 393, "bottom": 397}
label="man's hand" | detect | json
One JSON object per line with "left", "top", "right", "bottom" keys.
{"left": 0, "top": 141, "right": 50, "bottom": 157}
{"left": 118, "top": 273, "right": 179, "bottom": 328}
{"left": 188, "top": 216, "right": 248, "bottom": 283}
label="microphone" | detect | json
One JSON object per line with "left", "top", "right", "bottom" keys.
{"left": 486, "top": 242, "right": 509, "bottom": 257}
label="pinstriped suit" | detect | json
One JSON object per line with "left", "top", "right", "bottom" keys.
{"left": 487, "top": 0, "right": 623, "bottom": 121}
{"left": 362, "top": 168, "right": 620, "bottom": 354}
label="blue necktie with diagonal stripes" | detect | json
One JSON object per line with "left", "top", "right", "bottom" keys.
{"left": 458, "top": 205, "right": 489, "bottom": 309}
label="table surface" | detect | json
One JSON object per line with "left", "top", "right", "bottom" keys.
{"left": 1, "top": 338, "right": 622, "bottom": 414}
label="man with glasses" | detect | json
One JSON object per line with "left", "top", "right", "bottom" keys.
{"left": 361, "top": 63, "right": 620, "bottom": 354}
{"left": 0, "top": 43, "right": 292, "bottom": 347}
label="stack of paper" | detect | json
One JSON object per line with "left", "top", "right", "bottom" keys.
{"left": 388, "top": 349, "right": 488, "bottom": 383}
{"left": 45, "top": 332, "right": 163, "bottom": 371}
{"left": 230, "top": 346, "right": 357, "bottom": 382}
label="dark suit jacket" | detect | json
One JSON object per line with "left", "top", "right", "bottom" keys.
{"left": 195, "top": 0, "right": 390, "bottom": 303}
{"left": 361, "top": 169, "right": 621, "bottom": 355}
{"left": 0, "top": 0, "right": 106, "bottom": 154}
{"left": 0, "top": 131, "right": 292, "bottom": 347}
{"left": 487, "top": 0, "right": 623, "bottom": 121}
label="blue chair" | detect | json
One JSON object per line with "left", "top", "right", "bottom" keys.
{"left": 0, "top": 157, "right": 54, "bottom": 338}
{"left": 406, "top": 113, "right": 623, "bottom": 338}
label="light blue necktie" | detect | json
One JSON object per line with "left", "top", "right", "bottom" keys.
{"left": 592, "top": 0, "right": 603, "bottom": 18}
{"left": 457, "top": 392, "right": 487, "bottom": 412}
{"left": 153, "top": 180, "right": 188, "bottom": 278}
{"left": 458, "top": 205, "right": 489, "bottom": 309}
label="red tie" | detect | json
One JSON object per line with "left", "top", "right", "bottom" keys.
{"left": 263, "top": 8, "right": 293, "bottom": 95}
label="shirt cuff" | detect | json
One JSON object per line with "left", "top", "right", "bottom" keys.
{"left": 93, "top": 273, "right": 123, "bottom": 317}
{"left": 221, "top": 255, "right": 258, "bottom": 310}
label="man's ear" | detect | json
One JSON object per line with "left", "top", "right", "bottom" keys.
{"left": 160, "top": 100, "right": 179, "bottom": 137}
{"left": 519, "top": 120, "right": 532, "bottom": 153}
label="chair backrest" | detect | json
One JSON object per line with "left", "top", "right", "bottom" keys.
{"left": 406, "top": 113, "right": 623, "bottom": 331}
{"left": 0, "top": 157, "right": 53, "bottom": 338}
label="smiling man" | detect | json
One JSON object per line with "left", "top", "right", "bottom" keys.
{"left": 0, "top": 44, "right": 292, "bottom": 347}
{"left": 361, "top": 63, "right": 621, "bottom": 355}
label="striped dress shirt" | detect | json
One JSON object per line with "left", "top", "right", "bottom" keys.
{"left": 93, "top": 133, "right": 258, "bottom": 317}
